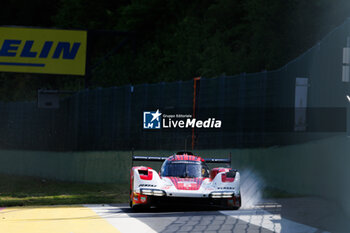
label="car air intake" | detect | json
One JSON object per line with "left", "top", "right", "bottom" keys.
{"left": 138, "top": 169, "right": 153, "bottom": 180}
{"left": 222, "top": 170, "right": 236, "bottom": 182}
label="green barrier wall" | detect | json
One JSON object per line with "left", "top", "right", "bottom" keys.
{"left": 0, "top": 150, "right": 132, "bottom": 183}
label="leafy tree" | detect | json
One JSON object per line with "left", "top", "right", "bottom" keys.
{"left": 1, "top": 0, "right": 350, "bottom": 100}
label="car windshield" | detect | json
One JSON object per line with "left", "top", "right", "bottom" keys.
{"left": 160, "top": 161, "right": 210, "bottom": 178}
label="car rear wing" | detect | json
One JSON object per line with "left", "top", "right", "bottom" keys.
{"left": 132, "top": 155, "right": 231, "bottom": 165}
{"left": 132, "top": 156, "right": 230, "bottom": 163}
{"left": 203, "top": 158, "right": 231, "bottom": 164}
{"left": 132, "top": 156, "right": 168, "bottom": 162}
{"left": 131, "top": 148, "right": 231, "bottom": 166}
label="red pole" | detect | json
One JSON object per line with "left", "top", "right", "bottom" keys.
{"left": 192, "top": 77, "right": 201, "bottom": 150}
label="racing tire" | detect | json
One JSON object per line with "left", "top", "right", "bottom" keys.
{"left": 131, "top": 203, "right": 150, "bottom": 212}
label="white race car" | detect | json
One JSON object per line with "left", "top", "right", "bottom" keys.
{"left": 130, "top": 151, "right": 241, "bottom": 210}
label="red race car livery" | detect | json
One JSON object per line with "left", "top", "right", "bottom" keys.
{"left": 130, "top": 152, "right": 241, "bottom": 210}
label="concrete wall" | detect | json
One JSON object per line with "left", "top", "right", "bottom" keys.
{"left": 1, "top": 135, "right": 349, "bottom": 216}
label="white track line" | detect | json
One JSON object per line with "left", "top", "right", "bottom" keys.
{"left": 85, "top": 204, "right": 156, "bottom": 233}
{"left": 220, "top": 209, "right": 330, "bottom": 233}
{"left": 87, "top": 204, "right": 330, "bottom": 233}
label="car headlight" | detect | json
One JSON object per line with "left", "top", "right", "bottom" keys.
{"left": 140, "top": 189, "right": 166, "bottom": 196}
{"left": 210, "top": 191, "right": 234, "bottom": 198}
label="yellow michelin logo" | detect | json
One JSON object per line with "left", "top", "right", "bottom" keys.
{"left": 0, "top": 27, "right": 87, "bottom": 75}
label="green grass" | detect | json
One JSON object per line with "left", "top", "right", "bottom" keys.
{"left": 0, "top": 174, "right": 129, "bottom": 207}
{"left": 0, "top": 174, "right": 305, "bottom": 207}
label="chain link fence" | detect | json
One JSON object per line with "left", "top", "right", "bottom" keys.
{"left": 1, "top": 19, "right": 350, "bottom": 151}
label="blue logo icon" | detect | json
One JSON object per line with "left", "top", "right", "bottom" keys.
{"left": 143, "top": 110, "right": 162, "bottom": 129}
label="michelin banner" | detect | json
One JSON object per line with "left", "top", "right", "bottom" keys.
{"left": 0, "top": 27, "right": 87, "bottom": 75}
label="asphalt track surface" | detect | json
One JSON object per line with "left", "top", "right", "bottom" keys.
{"left": 0, "top": 197, "right": 348, "bottom": 233}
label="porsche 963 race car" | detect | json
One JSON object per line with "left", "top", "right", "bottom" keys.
{"left": 130, "top": 152, "right": 241, "bottom": 210}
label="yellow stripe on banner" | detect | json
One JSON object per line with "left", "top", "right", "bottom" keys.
{"left": 0, "top": 206, "right": 121, "bottom": 233}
